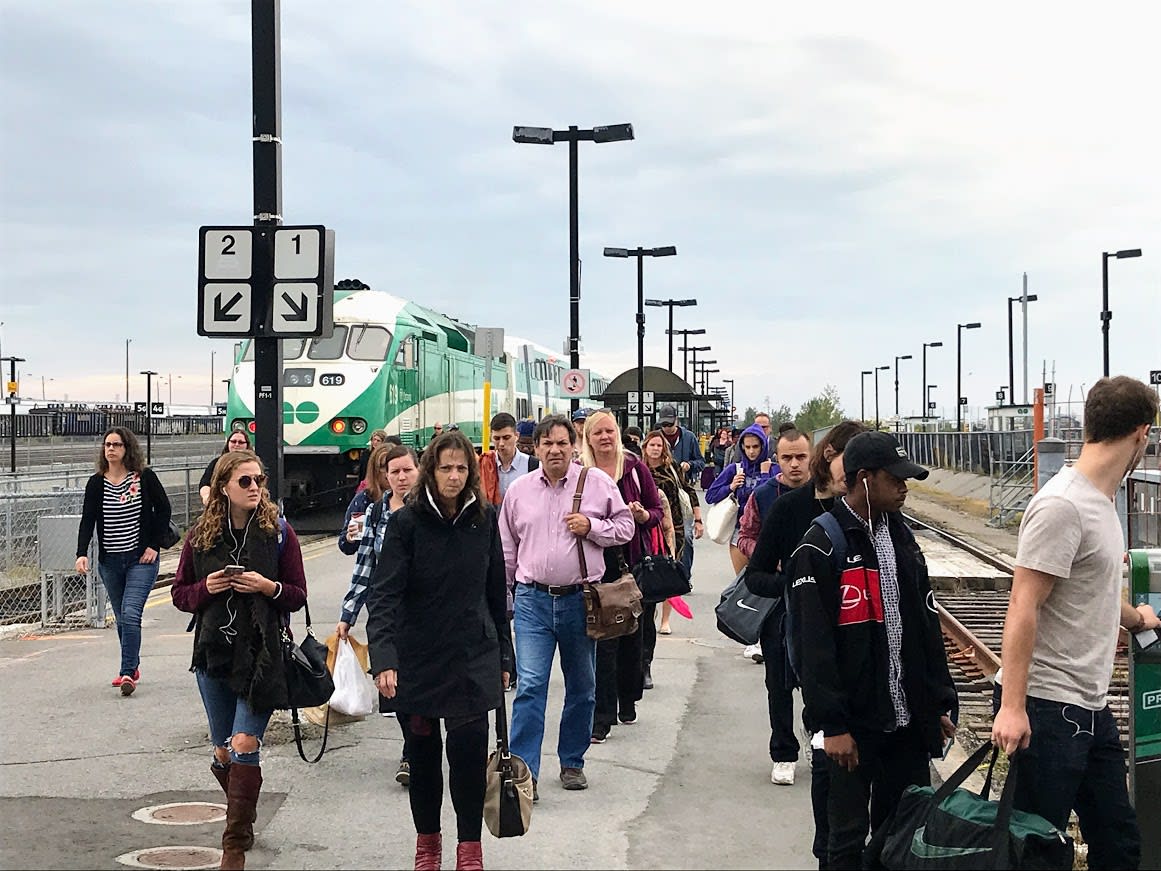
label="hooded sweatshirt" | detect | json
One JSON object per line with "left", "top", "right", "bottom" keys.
{"left": 705, "top": 423, "right": 776, "bottom": 526}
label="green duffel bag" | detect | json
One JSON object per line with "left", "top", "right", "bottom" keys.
{"left": 879, "top": 742, "right": 1073, "bottom": 870}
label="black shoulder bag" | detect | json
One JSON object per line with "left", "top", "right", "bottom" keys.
{"left": 281, "top": 601, "right": 335, "bottom": 763}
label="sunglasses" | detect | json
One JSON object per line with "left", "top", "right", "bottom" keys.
{"left": 235, "top": 474, "right": 267, "bottom": 489}
{"left": 103, "top": 441, "right": 125, "bottom": 448}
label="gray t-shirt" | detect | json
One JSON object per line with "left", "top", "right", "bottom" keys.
{"left": 1015, "top": 466, "right": 1124, "bottom": 710}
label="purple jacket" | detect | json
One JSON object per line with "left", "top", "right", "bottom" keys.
{"left": 705, "top": 423, "right": 775, "bottom": 526}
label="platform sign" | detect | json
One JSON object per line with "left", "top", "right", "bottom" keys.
{"left": 995, "top": 391, "right": 1005, "bottom": 401}
{"left": 1044, "top": 382, "right": 1055, "bottom": 396}
{"left": 562, "top": 369, "right": 589, "bottom": 397}
{"left": 1150, "top": 370, "right": 1161, "bottom": 386}
{"left": 474, "top": 328, "right": 505, "bottom": 360}
{"left": 959, "top": 397, "right": 968, "bottom": 405}
{"left": 133, "top": 402, "right": 147, "bottom": 414}
{"left": 642, "top": 390, "right": 655, "bottom": 415}
{"left": 928, "top": 401, "right": 937, "bottom": 410}
{"left": 198, "top": 225, "right": 334, "bottom": 338}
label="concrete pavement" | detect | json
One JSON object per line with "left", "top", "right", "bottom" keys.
{"left": 0, "top": 533, "right": 817, "bottom": 870}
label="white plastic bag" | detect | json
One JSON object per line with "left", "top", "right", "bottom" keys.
{"left": 328, "top": 638, "right": 377, "bottom": 717}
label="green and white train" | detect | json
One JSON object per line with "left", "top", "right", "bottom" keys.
{"left": 225, "top": 282, "right": 608, "bottom": 510}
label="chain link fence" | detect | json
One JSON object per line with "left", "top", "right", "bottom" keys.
{"left": 0, "top": 461, "right": 207, "bottom": 627}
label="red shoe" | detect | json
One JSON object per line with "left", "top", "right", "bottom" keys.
{"left": 111, "top": 669, "right": 140, "bottom": 688}
{"left": 456, "top": 840, "right": 483, "bottom": 871}
{"left": 120, "top": 676, "right": 137, "bottom": 696}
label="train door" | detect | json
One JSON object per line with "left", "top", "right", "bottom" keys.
{"left": 419, "top": 340, "right": 452, "bottom": 435}
{"left": 393, "top": 336, "right": 420, "bottom": 446}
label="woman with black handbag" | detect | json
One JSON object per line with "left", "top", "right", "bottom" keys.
{"left": 366, "top": 431, "right": 512, "bottom": 871}
{"left": 75, "top": 426, "right": 172, "bottom": 696}
{"left": 582, "top": 411, "right": 663, "bottom": 742}
{"left": 171, "top": 450, "right": 308, "bottom": 871}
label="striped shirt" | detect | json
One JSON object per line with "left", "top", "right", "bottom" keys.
{"left": 102, "top": 474, "right": 141, "bottom": 553}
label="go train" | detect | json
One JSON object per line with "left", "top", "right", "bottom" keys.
{"left": 225, "top": 280, "right": 609, "bottom": 510}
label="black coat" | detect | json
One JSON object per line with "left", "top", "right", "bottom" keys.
{"left": 366, "top": 492, "right": 513, "bottom": 719}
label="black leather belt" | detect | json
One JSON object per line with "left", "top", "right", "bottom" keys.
{"left": 527, "top": 581, "right": 583, "bottom": 596}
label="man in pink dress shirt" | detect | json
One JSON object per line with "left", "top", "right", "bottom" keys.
{"left": 499, "top": 414, "right": 634, "bottom": 796}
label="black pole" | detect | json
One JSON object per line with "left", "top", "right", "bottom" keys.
{"left": 894, "top": 357, "right": 900, "bottom": 418}
{"left": 1007, "top": 297, "right": 1015, "bottom": 403}
{"left": 145, "top": 374, "right": 153, "bottom": 464}
{"left": 1101, "top": 252, "right": 1110, "bottom": 377}
{"left": 568, "top": 129, "right": 580, "bottom": 413}
{"left": 636, "top": 250, "right": 645, "bottom": 430}
{"left": 874, "top": 368, "right": 881, "bottom": 430}
{"left": 251, "top": 0, "right": 284, "bottom": 500}
{"left": 667, "top": 303, "right": 674, "bottom": 373}
{"left": 921, "top": 346, "right": 927, "bottom": 420}
{"left": 956, "top": 326, "right": 963, "bottom": 432}
{"left": 860, "top": 374, "right": 866, "bottom": 422}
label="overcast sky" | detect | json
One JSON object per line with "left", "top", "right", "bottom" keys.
{"left": 2, "top": 1, "right": 1158, "bottom": 420}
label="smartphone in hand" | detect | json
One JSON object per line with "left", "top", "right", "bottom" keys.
{"left": 224, "top": 564, "right": 245, "bottom": 576}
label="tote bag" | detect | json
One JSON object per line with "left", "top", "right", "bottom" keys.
{"left": 704, "top": 494, "right": 738, "bottom": 544}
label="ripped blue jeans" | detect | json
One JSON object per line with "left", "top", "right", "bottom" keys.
{"left": 994, "top": 685, "right": 1139, "bottom": 869}
{"left": 196, "top": 670, "right": 273, "bottom": 766}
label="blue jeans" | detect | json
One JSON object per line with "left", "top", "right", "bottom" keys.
{"left": 98, "top": 548, "right": 159, "bottom": 677}
{"left": 196, "top": 670, "right": 273, "bottom": 766}
{"left": 509, "top": 584, "right": 596, "bottom": 781}
{"left": 994, "top": 686, "right": 1140, "bottom": 869}
{"left": 681, "top": 515, "right": 695, "bottom": 577}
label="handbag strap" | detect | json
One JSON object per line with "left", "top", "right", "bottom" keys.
{"left": 572, "top": 467, "right": 590, "bottom": 580}
{"left": 290, "top": 703, "right": 330, "bottom": 763}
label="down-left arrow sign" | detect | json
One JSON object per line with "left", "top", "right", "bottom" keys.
{"left": 215, "top": 291, "right": 245, "bottom": 321}
{"left": 200, "top": 283, "right": 253, "bottom": 335}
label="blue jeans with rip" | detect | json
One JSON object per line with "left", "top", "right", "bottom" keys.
{"left": 196, "top": 670, "right": 274, "bottom": 766}
{"left": 994, "top": 685, "right": 1140, "bottom": 869}
{"left": 509, "top": 584, "right": 596, "bottom": 781}
{"left": 98, "top": 548, "right": 159, "bottom": 678}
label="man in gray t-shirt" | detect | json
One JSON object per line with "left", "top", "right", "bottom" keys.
{"left": 992, "top": 376, "right": 1159, "bottom": 870}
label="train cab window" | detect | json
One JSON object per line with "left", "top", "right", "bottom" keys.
{"left": 241, "top": 338, "right": 305, "bottom": 362}
{"left": 307, "top": 326, "right": 348, "bottom": 360}
{"left": 397, "top": 335, "right": 417, "bottom": 369}
{"left": 439, "top": 326, "right": 469, "bottom": 353}
{"left": 348, "top": 325, "right": 392, "bottom": 360}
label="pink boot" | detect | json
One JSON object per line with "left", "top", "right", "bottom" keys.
{"left": 455, "top": 841, "right": 483, "bottom": 871}
{"left": 414, "top": 832, "right": 442, "bottom": 871}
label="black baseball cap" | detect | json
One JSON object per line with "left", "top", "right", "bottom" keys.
{"left": 843, "top": 431, "right": 929, "bottom": 480}
{"left": 657, "top": 405, "right": 678, "bottom": 424}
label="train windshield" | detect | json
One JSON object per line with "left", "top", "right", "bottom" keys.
{"left": 306, "top": 326, "right": 348, "bottom": 360}
{"left": 348, "top": 325, "right": 392, "bottom": 360}
{"left": 241, "top": 339, "right": 305, "bottom": 362}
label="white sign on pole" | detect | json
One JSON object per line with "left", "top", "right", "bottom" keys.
{"left": 203, "top": 229, "right": 253, "bottom": 280}
{"left": 272, "top": 283, "right": 320, "bottom": 334}
{"left": 274, "top": 228, "right": 321, "bottom": 279}
{"left": 642, "top": 391, "right": 655, "bottom": 415}
{"left": 474, "top": 328, "right": 505, "bottom": 360}
{"left": 562, "top": 369, "right": 589, "bottom": 396}
{"left": 201, "top": 283, "right": 254, "bottom": 335}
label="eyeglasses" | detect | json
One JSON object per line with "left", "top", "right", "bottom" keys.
{"left": 227, "top": 438, "right": 248, "bottom": 446}
{"left": 235, "top": 474, "right": 267, "bottom": 489}
{"left": 104, "top": 441, "right": 124, "bottom": 448}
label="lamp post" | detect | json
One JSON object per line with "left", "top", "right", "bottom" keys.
{"left": 2, "top": 355, "right": 25, "bottom": 472}
{"left": 695, "top": 359, "right": 717, "bottom": 395}
{"left": 1007, "top": 280, "right": 1038, "bottom": 403}
{"left": 644, "top": 297, "right": 696, "bottom": 372}
{"left": 140, "top": 370, "right": 158, "bottom": 463}
{"left": 125, "top": 339, "right": 131, "bottom": 404}
{"left": 670, "top": 332, "right": 706, "bottom": 383}
{"left": 894, "top": 354, "right": 912, "bottom": 418}
{"left": 922, "top": 341, "right": 943, "bottom": 419}
{"left": 723, "top": 378, "right": 735, "bottom": 419}
{"left": 1101, "top": 248, "right": 1143, "bottom": 377}
{"left": 873, "top": 365, "right": 889, "bottom": 430}
{"left": 956, "top": 322, "right": 982, "bottom": 432}
{"left": 605, "top": 246, "right": 678, "bottom": 428}
{"left": 861, "top": 370, "right": 872, "bottom": 422}
{"left": 513, "top": 123, "right": 635, "bottom": 412}
{"left": 678, "top": 344, "right": 710, "bottom": 388}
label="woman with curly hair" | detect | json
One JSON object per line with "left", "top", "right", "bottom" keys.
{"left": 171, "top": 450, "right": 308, "bottom": 871}
{"left": 75, "top": 426, "right": 172, "bottom": 696}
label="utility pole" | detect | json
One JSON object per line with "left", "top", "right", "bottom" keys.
{"left": 3, "top": 356, "right": 25, "bottom": 473}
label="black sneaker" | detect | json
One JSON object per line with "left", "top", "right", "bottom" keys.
{"left": 591, "top": 725, "right": 610, "bottom": 744}
{"left": 643, "top": 666, "right": 654, "bottom": 690}
{"left": 618, "top": 704, "right": 637, "bottom": 725}
{"left": 532, "top": 778, "right": 539, "bottom": 802}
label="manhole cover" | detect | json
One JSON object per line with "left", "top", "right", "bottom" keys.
{"left": 132, "top": 801, "right": 226, "bottom": 825}
{"left": 115, "top": 846, "right": 221, "bottom": 869}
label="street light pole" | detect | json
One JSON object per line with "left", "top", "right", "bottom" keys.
{"left": 678, "top": 344, "right": 710, "bottom": 388}
{"left": 956, "top": 322, "right": 982, "bottom": 432}
{"left": 723, "top": 378, "right": 735, "bottom": 419}
{"left": 644, "top": 298, "right": 696, "bottom": 372}
{"left": 210, "top": 350, "right": 216, "bottom": 409}
{"left": 861, "top": 370, "right": 872, "bottom": 422}
{"left": 921, "top": 342, "right": 942, "bottom": 419}
{"left": 670, "top": 332, "right": 706, "bottom": 383}
{"left": 513, "top": 122, "right": 635, "bottom": 412}
{"left": 140, "top": 369, "right": 158, "bottom": 464}
{"left": 1101, "top": 248, "right": 1143, "bottom": 377}
{"left": 605, "top": 246, "right": 678, "bottom": 429}
{"left": 894, "top": 354, "right": 912, "bottom": 418}
{"left": 873, "top": 365, "right": 889, "bottom": 430}
{"left": 1007, "top": 283, "right": 1038, "bottom": 404}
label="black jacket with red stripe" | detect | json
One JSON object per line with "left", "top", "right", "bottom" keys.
{"left": 786, "top": 504, "right": 956, "bottom": 756}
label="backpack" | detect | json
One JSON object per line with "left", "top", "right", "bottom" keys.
{"left": 784, "top": 511, "right": 846, "bottom": 683}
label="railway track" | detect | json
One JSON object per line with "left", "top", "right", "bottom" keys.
{"left": 908, "top": 513, "right": 1131, "bottom": 748}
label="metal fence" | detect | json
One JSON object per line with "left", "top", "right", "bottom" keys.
{"left": 896, "top": 431, "right": 1036, "bottom": 476}
{"left": 1127, "top": 471, "right": 1160, "bottom": 549}
{"left": 0, "top": 412, "right": 222, "bottom": 439}
{"left": 0, "top": 461, "right": 206, "bottom": 627}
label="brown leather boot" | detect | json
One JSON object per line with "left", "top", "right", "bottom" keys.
{"left": 455, "top": 840, "right": 483, "bottom": 870}
{"left": 414, "top": 832, "right": 442, "bottom": 871}
{"left": 220, "top": 763, "right": 262, "bottom": 870}
{"left": 210, "top": 763, "right": 254, "bottom": 852}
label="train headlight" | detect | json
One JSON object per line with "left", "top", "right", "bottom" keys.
{"left": 350, "top": 418, "right": 367, "bottom": 434}
{"left": 330, "top": 419, "right": 347, "bottom": 434}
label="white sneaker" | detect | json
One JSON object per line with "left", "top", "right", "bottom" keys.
{"left": 743, "top": 643, "right": 764, "bottom": 663}
{"left": 771, "top": 761, "right": 796, "bottom": 785}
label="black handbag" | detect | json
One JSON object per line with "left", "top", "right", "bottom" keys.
{"left": 633, "top": 553, "right": 692, "bottom": 604}
{"left": 160, "top": 519, "right": 181, "bottom": 549}
{"left": 483, "top": 681, "right": 534, "bottom": 838}
{"left": 281, "top": 602, "right": 335, "bottom": 763}
{"left": 714, "top": 567, "right": 777, "bottom": 645}
{"left": 878, "top": 742, "right": 1073, "bottom": 869}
